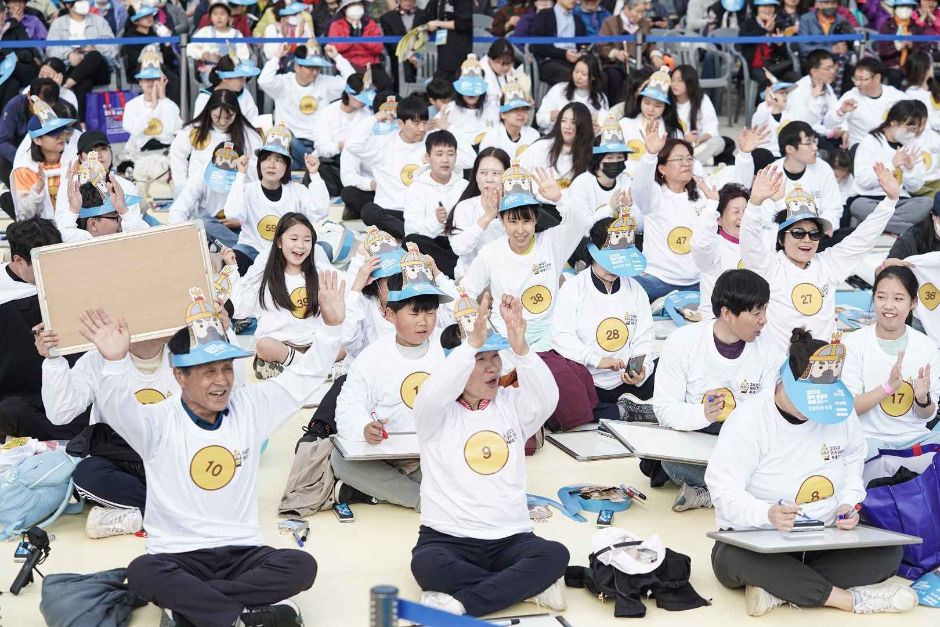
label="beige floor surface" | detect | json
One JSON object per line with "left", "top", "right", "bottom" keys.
{"left": 0, "top": 406, "right": 931, "bottom": 626}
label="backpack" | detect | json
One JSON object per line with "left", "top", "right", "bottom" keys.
{"left": 0, "top": 449, "right": 82, "bottom": 540}
{"left": 279, "top": 438, "right": 336, "bottom": 517}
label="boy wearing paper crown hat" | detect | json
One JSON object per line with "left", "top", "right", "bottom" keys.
{"left": 119, "top": 46, "right": 182, "bottom": 164}
{"left": 478, "top": 75, "right": 540, "bottom": 159}
{"left": 76, "top": 273, "right": 347, "bottom": 627}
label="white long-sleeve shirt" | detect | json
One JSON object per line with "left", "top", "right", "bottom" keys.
{"left": 335, "top": 331, "right": 446, "bottom": 441}
{"left": 477, "top": 123, "right": 540, "bottom": 160}
{"left": 740, "top": 197, "right": 897, "bottom": 353}
{"left": 414, "top": 341, "right": 559, "bottom": 539}
{"left": 631, "top": 153, "right": 712, "bottom": 286}
{"left": 842, "top": 324, "right": 940, "bottom": 448}
{"left": 225, "top": 175, "right": 329, "bottom": 255}
{"left": 447, "top": 196, "right": 506, "bottom": 280}
{"left": 169, "top": 125, "right": 262, "bottom": 195}
{"left": 551, "top": 269, "right": 655, "bottom": 389}
{"left": 852, "top": 134, "right": 925, "bottom": 198}
{"left": 193, "top": 89, "right": 259, "bottom": 125}
{"left": 785, "top": 75, "right": 840, "bottom": 139}
{"left": 257, "top": 56, "right": 354, "bottom": 141}
{"left": 403, "top": 170, "right": 469, "bottom": 238}
{"left": 563, "top": 169, "right": 635, "bottom": 236}
{"left": 186, "top": 25, "right": 249, "bottom": 61}
{"left": 653, "top": 320, "right": 780, "bottom": 432}
{"left": 734, "top": 154, "right": 843, "bottom": 228}
{"left": 535, "top": 83, "right": 608, "bottom": 132}
{"left": 53, "top": 173, "right": 148, "bottom": 243}
{"left": 517, "top": 138, "right": 574, "bottom": 203}
{"left": 311, "top": 99, "right": 371, "bottom": 159}
{"left": 691, "top": 208, "right": 741, "bottom": 320}
{"left": 168, "top": 177, "right": 229, "bottom": 224}
{"left": 121, "top": 95, "right": 182, "bottom": 160}
{"left": 705, "top": 394, "right": 868, "bottom": 530}
{"left": 93, "top": 324, "right": 342, "bottom": 554}
{"left": 344, "top": 121, "right": 428, "bottom": 211}
{"left": 825, "top": 85, "right": 906, "bottom": 147}
{"left": 906, "top": 85, "right": 940, "bottom": 133}
{"left": 676, "top": 95, "right": 720, "bottom": 141}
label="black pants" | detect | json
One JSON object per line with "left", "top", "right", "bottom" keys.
{"left": 310, "top": 374, "right": 345, "bottom": 435}
{"left": 0, "top": 62, "right": 37, "bottom": 113}
{"left": 0, "top": 393, "right": 89, "bottom": 440}
{"left": 411, "top": 526, "right": 569, "bottom": 616}
{"left": 711, "top": 541, "right": 903, "bottom": 607}
{"left": 403, "top": 234, "right": 458, "bottom": 278}
{"left": 340, "top": 186, "right": 374, "bottom": 220}
{"left": 595, "top": 370, "right": 656, "bottom": 403}
{"left": 67, "top": 50, "right": 112, "bottom": 122}
{"left": 362, "top": 203, "right": 405, "bottom": 239}
{"left": 318, "top": 157, "right": 343, "bottom": 198}
{"left": 127, "top": 544, "right": 317, "bottom": 627}
{"left": 603, "top": 65, "right": 627, "bottom": 105}
{"left": 538, "top": 59, "right": 575, "bottom": 86}
{"left": 72, "top": 455, "right": 146, "bottom": 512}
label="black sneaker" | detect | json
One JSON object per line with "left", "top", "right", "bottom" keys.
{"left": 616, "top": 393, "right": 656, "bottom": 422}
{"left": 239, "top": 600, "right": 303, "bottom": 626}
{"left": 333, "top": 479, "right": 377, "bottom": 505}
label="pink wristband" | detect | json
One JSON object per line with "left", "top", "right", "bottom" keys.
{"left": 882, "top": 382, "right": 895, "bottom": 395}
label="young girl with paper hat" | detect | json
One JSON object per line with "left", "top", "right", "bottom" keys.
{"left": 841, "top": 265, "right": 940, "bottom": 480}
{"left": 438, "top": 54, "right": 498, "bottom": 147}
{"left": 411, "top": 292, "right": 568, "bottom": 617}
{"left": 742, "top": 163, "right": 899, "bottom": 353}
{"left": 194, "top": 53, "right": 261, "bottom": 124}
{"left": 706, "top": 328, "right": 918, "bottom": 618}
{"left": 11, "top": 98, "right": 76, "bottom": 220}
{"left": 618, "top": 66, "right": 683, "bottom": 175}
{"left": 121, "top": 46, "right": 182, "bottom": 164}
{"left": 535, "top": 53, "right": 608, "bottom": 133}
{"left": 477, "top": 76, "right": 539, "bottom": 160}
{"left": 225, "top": 123, "right": 329, "bottom": 273}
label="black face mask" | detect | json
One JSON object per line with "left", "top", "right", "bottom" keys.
{"left": 601, "top": 160, "right": 626, "bottom": 178}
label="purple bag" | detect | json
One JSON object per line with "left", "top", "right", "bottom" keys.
{"left": 861, "top": 447, "right": 940, "bottom": 579}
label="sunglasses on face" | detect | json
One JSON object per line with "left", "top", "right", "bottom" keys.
{"left": 788, "top": 227, "right": 822, "bottom": 241}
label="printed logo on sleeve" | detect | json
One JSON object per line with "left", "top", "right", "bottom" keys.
{"left": 400, "top": 371, "right": 430, "bottom": 409}
{"left": 596, "top": 317, "right": 629, "bottom": 352}
{"left": 880, "top": 380, "right": 915, "bottom": 417}
{"left": 464, "top": 430, "right": 509, "bottom": 475}
{"left": 791, "top": 283, "right": 823, "bottom": 316}
{"left": 820, "top": 443, "right": 844, "bottom": 461}
{"left": 666, "top": 227, "right": 693, "bottom": 255}
{"left": 258, "top": 215, "right": 280, "bottom": 241}
{"left": 919, "top": 283, "right": 940, "bottom": 311}
{"left": 795, "top": 474, "right": 834, "bottom": 504}
{"left": 190, "top": 445, "right": 247, "bottom": 491}
{"left": 522, "top": 285, "right": 551, "bottom": 314}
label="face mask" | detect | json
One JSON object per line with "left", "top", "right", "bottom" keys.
{"left": 287, "top": 15, "right": 301, "bottom": 25}
{"left": 896, "top": 7, "right": 913, "bottom": 19}
{"left": 72, "top": 0, "right": 90, "bottom": 14}
{"left": 602, "top": 160, "right": 627, "bottom": 178}
{"left": 820, "top": 6, "right": 837, "bottom": 16}
{"left": 894, "top": 129, "right": 916, "bottom": 144}
{"left": 346, "top": 5, "right": 365, "bottom": 20}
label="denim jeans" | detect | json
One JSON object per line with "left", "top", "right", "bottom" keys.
{"left": 290, "top": 137, "right": 316, "bottom": 171}
{"left": 662, "top": 461, "right": 707, "bottom": 488}
{"left": 200, "top": 217, "right": 239, "bottom": 249}
{"left": 633, "top": 274, "right": 699, "bottom": 302}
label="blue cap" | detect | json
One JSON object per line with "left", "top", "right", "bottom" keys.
{"left": 78, "top": 191, "right": 143, "bottom": 219}
{"left": 255, "top": 123, "right": 292, "bottom": 158}
{"left": 453, "top": 75, "right": 487, "bottom": 97}
{"left": 295, "top": 51, "right": 333, "bottom": 68}
{"left": 888, "top": 0, "right": 918, "bottom": 5}
{"left": 779, "top": 333, "right": 853, "bottom": 424}
{"left": 761, "top": 81, "right": 796, "bottom": 100}
{"left": 345, "top": 84, "right": 376, "bottom": 107}
{"left": 0, "top": 53, "right": 16, "bottom": 88}
{"left": 499, "top": 161, "right": 539, "bottom": 212}
{"left": 278, "top": 1, "right": 306, "bottom": 15}
{"left": 364, "top": 226, "right": 404, "bottom": 278}
{"left": 444, "top": 330, "right": 511, "bottom": 356}
{"left": 170, "top": 288, "right": 253, "bottom": 368}
{"left": 27, "top": 97, "right": 75, "bottom": 139}
{"left": 446, "top": 291, "right": 510, "bottom": 355}
{"left": 131, "top": 6, "right": 158, "bottom": 20}
{"left": 229, "top": 0, "right": 257, "bottom": 5}
{"left": 753, "top": 0, "right": 780, "bottom": 5}
{"left": 385, "top": 242, "right": 452, "bottom": 303}
{"left": 499, "top": 97, "right": 530, "bottom": 113}
{"left": 135, "top": 66, "right": 164, "bottom": 80}
{"left": 663, "top": 290, "right": 701, "bottom": 327}
{"left": 638, "top": 66, "right": 672, "bottom": 105}
{"left": 499, "top": 79, "right": 530, "bottom": 113}
{"left": 588, "top": 243, "right": 646, "bottom": 277}
{"left": 216, "top": 59, "right": 261, "bottom": 79}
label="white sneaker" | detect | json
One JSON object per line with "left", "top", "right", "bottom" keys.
{"left": 672, "top": 483, "right": 713, "bottom": 512}
{"left": 850, "top": 583, "right": 919, "bottom": 614}
{"left": 420, "top": 591, "right": 466, "bottom": 615}
{"left": 526, "top": 578, "right": 567, "bottom": 611}
{"left": 85, "top": 505, "right": 143, "bottom": 539}
{"left": 745, "top": 585, "right": 785, "bottom": 616}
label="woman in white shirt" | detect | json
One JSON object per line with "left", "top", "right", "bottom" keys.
{"left": 445, "top": 147, "right": 510, "bottom": 279}
{"left": 444, "top": 54, "right": 498, "bottom": 148}
{"left": 903, "top": 50, "right": 940, "bottom": 133}
{"left": 706, "top": 329, "right": 917, "bottom": 618}
{"left": 261, "top": 2, "right": 313, "bottom": 63}
{"left": 670, "top": 64, "right": 730, "bottom": 165}
{"left": 120, "top": 46, "right": 181, "bottom": 164}
{"left": 618, "top": 66, "right": 684, "bottom": 174}
{"left": 842, "top": 265, "right": 940, "bottom": 480}
{"left": 535, "top": 53, "right": 609, "bottom": 133}
{"left": 850, "top": 100, "right": 933, "bottom": 235}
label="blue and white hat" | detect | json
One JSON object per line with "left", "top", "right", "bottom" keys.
{"left": 386, "top": 242, "right": 453, "bottom": 303}
{"left": 638, "top": 66, "right": 671, "bottom": 105}
{"left": 449, "top": 289, "right": 511, "bottom": 354}
{"left": 780, "top": 331, "right": 853, "bottom": 425}
{"left": 761, "top": 81, "right": 795, "bottom": 100}
{"left": 134, "top": 45, "right": 164, "bottom": 80}
{"left": 752, "top": 0, "right": 780, "bottom": 5}
{"left": 76, "top": 151, "right": 141, "bottom": 218}
{"left": 314, "top": 218, "right": 356, "bottom": 266}
{"left": 204, "top": 141, "right": 240, "bottom": 194}
{"left": 229, "top": 0, "right": 257, "bottom": 6}
{"left": 0, "top": 53, "right": 16, "bottom": 88}
{"left": 453, "top": 54, "right": 488, "bottom": 97}
{"left": 663, "top": 290, "right": 701, "bottom": 327}
{"left": 499, "top": 160, "right": 539, "bottom": 212}
{"left": 588, "top": 206, "right": 646, "bottom": 276}
{"left": 776, "top": 183, "right": 833, "bottom": 233}
{"left": 255, "top": 122, "right": 292, "bottom": 158}
{"left": 278, "top": 1, "right": 307, "bottom": 15}
{"left": 499, "top": 77, "right": 530, "bottom": 113}
{"left": 28, "top": 97, "right": 75, "bottom": 139}
{"left": 363, "top": 226, "right": 404, "bottom": 279}
{"left": 373, "top": 95, "right": 399, "bottom": 135}
{"left": 345, "top": 66, "right": 376, "bottom": 107}
{"left": 217, "top": 58, "right": 261, "bottom": 79}
{"left": 130, "top": 5, "right": 158, "bottom": 20}
{"left": 295, "top": 39, "right": 334, "bottom": 68}
{"left": 593, "top": 116, "right": 632, "bottom": 155}
{"left": 171, "top": 288, "right": 253, "bottom": 368}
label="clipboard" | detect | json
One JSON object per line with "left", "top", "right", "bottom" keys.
{"left": 601, "top": 420, "right": 715, "bottom": 465}
{"left": 546, "top": 429, "right": 633, "bottom": 461}
{"left": 707, "top": 525, "right": 922, "bottom": 554}
{"left": 330, "top": 433, "right": 420, "bottom": 461}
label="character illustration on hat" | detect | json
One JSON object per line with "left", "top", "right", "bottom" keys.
{"left": 639, "top": 66, "right": 672, "bottom": 104}
{"left": 213, "top": 265, "right": 237, "bottom": 302}
{"left": 214, "top": 142, "right": 240, "bottom": 170}
{"left": 453, "top": 289, "right": 480, "bottom": 337}
{"left": 502, "top": 160, "right": 533, "bottom": 198}
{"left": 380, "top": 95, "right": 398, "bottom": 117}
{"left": 78, "top": 152, "right": 109, "bottom": 196}
{"left": 594, "top": 116, "right": 632, "bottom": 155}
{"left": 605, "top": 207, "right": 638, "bottom": 250}
{"left": 454, "top": 54, "right": 488, "bottom": 97}
{"left": 365, "top": 226, "right": 399, "bottom": 256}
{"left": 784, "top": 184, "right": 818, "bottom": 218}
{"left": 31, "top": 96, "right": 55, "bottom": 125}
{"left": 136, "top": 45, "right": 164, "bottom": 78}
{"left": 260, "top": 122, "right": 292, "bottom": 157}
{"left": 400, "top": 242, "right": 434, "bottom": 286}
{"left": 588, "top": 202, "right": 647, "bottom": 277}
{"left": 801, "top": 332, "right": 847, "bottom": 385}
{"left": 186, "top": 287, "right": 226, "bottom": 347}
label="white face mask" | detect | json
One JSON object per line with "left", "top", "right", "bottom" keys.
{"left": 286, "top": 15, "right": 301, "bottom": 25}
{"left": 72, "top": 0, "right": 90, "bottom": 15}
{"left": 894, "top": 128, "right": 916, "bottom": 144}
{"left": 346, "top": 4, "right": 365, "bottom": 20}
{"left": 895, "top": 7, "right": 913, "bottom": 19}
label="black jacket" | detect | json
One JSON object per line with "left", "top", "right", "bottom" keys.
{"left": 0, "top": 266, "right": 44, "bottom": 397}
{"left": 529, "top": 7, "right": 587, "bottom": 63}
{"left": 428, "top": 0, "right": 474, "bottom": 73}
{"left": 888, "top": 221, "right": 940, "bottom": 260}
{"left": 379, "top": 8, "right": 429, "bottom": 59}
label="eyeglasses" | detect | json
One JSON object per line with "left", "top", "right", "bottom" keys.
{"left": 787, "top": 227, "right": 822, "bottom": 241}
{"left": 666, "top": 156, "right": 694, "bottom": 165}
{"left": 799, "top": 138, "right": 819, "bottom": 147}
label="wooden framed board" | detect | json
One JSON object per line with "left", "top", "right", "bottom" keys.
{"left": 707, "top": 525, "right": 922, "bottom": 554}
{"left": 601, "top": 420, "right": 716, "bottom": 465}
{"left": 32, "top": 222, "right": 214, "bottom": 356}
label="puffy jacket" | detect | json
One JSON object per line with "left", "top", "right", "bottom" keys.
{"left": 326, "top": 17, "right": 384, "bottom": 70}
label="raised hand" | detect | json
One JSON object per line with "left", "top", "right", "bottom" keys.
{"left": 694, "top": 176, "right": 718, "bottom": 201}
{"left": 480, "top": 186, "right": 500, "bottom": 219}
{"left": 499, "top": 294, "right": 528, "bottom": 356}
{"left": 235, "top": 155, "right": 249, "bottom": 174}
{"left": 838, "top": 99, "right": 857, "bottom": 116}
{"left": 873, "top": 161, "right": 901, "bottom": 200}
{"left": 66, "top": 161, "right": 82, "bottom": 215}
{"left": 304, "top": 153, "right": 321, "bottom": 175}
{"left": 643, "top": 119, "right": 666, "bottom": 155}
{"left": 351, "top": 256, "right": 381, "bottom": 293}
{"left": 468, "top": 292, "right": 492, "bottom": 349}
{"left": 219, "top": 246, "right": 237, "bottom": 267}
{"left": 108, "top": 173, "right": 127, "bottom": 215}
{"left": 749, "top": 165, "right": 783, "bottom": 205}
{"left": 738, "top": 125, "right": 769, "bottom": 154}
{"left": 914, "top": 363, "right": 931, "bottom": 406}
{"left": 78, "top": 308, "right": 130, "bottom": 361}
{"left": 33, "top": 322, "right": 60, "bottom": 358}
{"left": 317, "top": 270, "right": 346, "bottom": 326}
{"left": 532, "top": 167, "right": 561, "bottom": 203}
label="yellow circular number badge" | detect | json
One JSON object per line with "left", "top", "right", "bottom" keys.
{"left": 400, "top": 371, "right": 430, "bottom": 409}
{"left": 515, "top": 144, "right": 529, "bottom": 158}
{"left": 880, "top": 380, "right": 915, "bottom": 417}
{"left": 667, "top": 227, "right": 693, "bottom": 255}
{"left": 258, "top": 215, "right": 280, "bottom": 241}
{"left": 135, "top": 388, "right": 167, "bottom": 405}
{"left": 464, "top": 430, "right": 509, "bottom": 475}
{"left": 596, "top": 317, "right": 628, "bottom": 352}
{"left": 144, "top": 118, "right": 163, "bottom": 137}
{"left": 522, "top": 285, "right": 552, "bottom": 315}
{"left": 795, "top": 475, "right": 834, "bottom": 505}
{"left": 791, "top": 283, "right": 823, "bottom": 316}
{"left": 919, "top": 282, "right": 940, "bottom": 311}
{"left": 190, "top": 445, "right": 237, "bottom": 491}
{"left": 701, "top": 388, "right": 737, "bottom": 422}
{"left": 400, "top": 164, "right": 419, "bottom": 186}
{"left": 290, "top": 286, "right": 309, "bottom": 319}
{"left": 299, "top": 95, "right": 318, "bottom": 115}
{"left": 626, "top": 138, "right": 645, "bottom": 161}
{"left": 923, "top": 151, "right": 933, "bottom": 171}
{"left": 189, "top": 128, "right": 209, "bottom": 150}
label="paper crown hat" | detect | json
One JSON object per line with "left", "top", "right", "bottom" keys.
{"left": 76, "top": 151, "right": 143, "bottom": 218}
{"left": 639, "top": 66, "right": 672, "bottom": 105}
{"left": 213, "top": 141, "right": 240, "bottom": 169}
{"left": 453, "top": 54, "right": 488, "bottom": 97}
{"left": 135, "top": 45, "right": 164, "bottom": 80}
{"left": 295, "top": 37, "right": 333, "bottom": 68}
{"left": 373, "top": 95, "right": 399, "bottom": 135}
{"left": 364, "top": 226, "right": 404, "bottom": 278}
{"left": 780, "top": 331, "right": 853, "bottom": 425}
{"left": 499, "top": 160, "right": 539, "bottom": 212}
{"left": 448, "top": 288, "right": 510, "bottom": 354}
{"left": 28, "top": 96, "right": 76, "bottom": 139}
{"left": 588, "top": 205, "right": 647, "bottom": 276}
{"left": 171, "top": 288, "right": 252, "bottom": 368}
{"left": 379, "top": 94, "right": 398, "bottom": 116}
{"left": 386, "top": 242, "right": 452, "bottom": 303}
{"left": 499, "top": 75, "right": 530, "bottom": 113}
{"left": 256, "top": 122, "right": 292, "bottom": 158}
{"left": 777, "top": 183, "right": 832, "bottom": 233}
{"left": 593, "top": 116, "right": 632, "bottom": 155}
